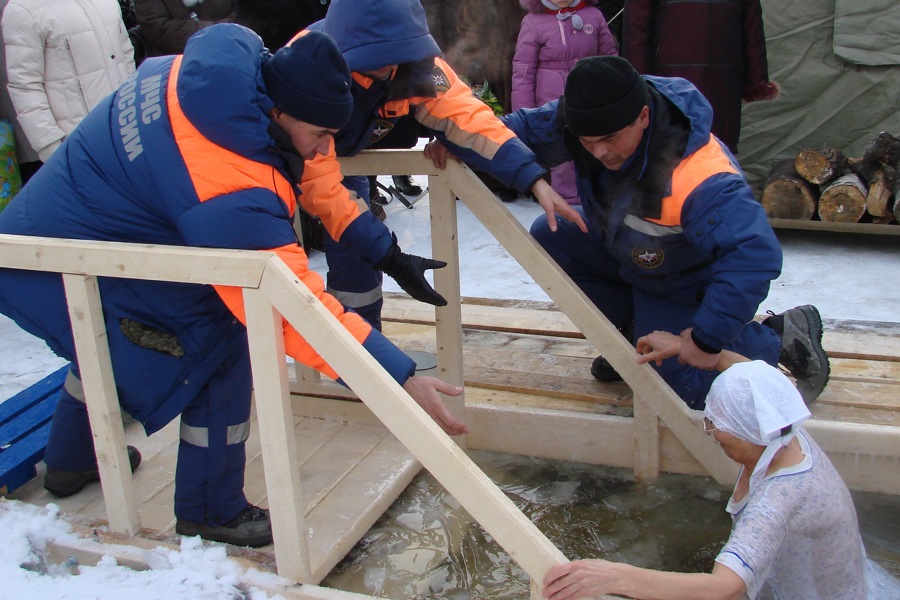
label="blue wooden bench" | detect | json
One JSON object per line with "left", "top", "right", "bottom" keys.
{"left": 0, "top": 364, "right": 68, "bottom": 495}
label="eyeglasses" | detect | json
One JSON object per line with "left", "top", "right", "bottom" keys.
{"left": 703, "top": 417, "right": 718, "bottom": 435}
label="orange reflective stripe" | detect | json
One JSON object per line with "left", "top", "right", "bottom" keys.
{"left": 298, "top": 138, "right": 363, "bottom": 241}
{"left": 412, "top": 58, "right": 515, "bottom": 159}
{"left": 166, "top": 56, "right": 296, "bottom": 215}
{"left": 647, "top": 137, "right": 739, "bottom": 226}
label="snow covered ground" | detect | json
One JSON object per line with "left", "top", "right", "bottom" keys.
{"left": 1, "top": 177, "right": 899, "bottom": 598}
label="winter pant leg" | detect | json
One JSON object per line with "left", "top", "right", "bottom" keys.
{"left": 174, "top": 342, "right": 252, "bottom": 525}
{"left": 529, "top": 213, "right": 633, "bottom": 328}
{"left": 550, "top": 161, "right": 580, "bottom": 205}
{"left": 323, "top": 175, "right": 384, "bottom": 330}
{"left": 632, "top": 290, "right": 781, "bottom": 409}
{"left": 43, "top": 366, "right": 96, "bottom": 472}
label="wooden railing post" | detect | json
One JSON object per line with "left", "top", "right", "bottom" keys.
{"left": 62, "top": 273, "right": 141, "bottom": 535}
{"left": 427, "top": 175, "right": 467, "bottom": 432}
{"left": 243, "top": 287, "right": 312, "bottom": 582}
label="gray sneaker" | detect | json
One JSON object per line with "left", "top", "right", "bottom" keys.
{"left": 764, "top": 305, "right": 830, "bottom": 404}
{"left": 176, "top": 504, "right": 272, "bottom": 547}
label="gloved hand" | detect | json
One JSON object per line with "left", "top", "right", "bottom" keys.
{"left": 374, "top": 233, "right": 448, "bottom": 306}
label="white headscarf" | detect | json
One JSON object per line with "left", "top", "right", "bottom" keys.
{"left": 705, "top": 361, "right": 811, "bottom": 511}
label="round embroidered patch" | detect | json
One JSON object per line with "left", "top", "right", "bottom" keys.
{"left": 370, "top": 120, "right": 394, "bottom": 144}
{"left": 632, "top": 247, "right": 665, "bottom": 269}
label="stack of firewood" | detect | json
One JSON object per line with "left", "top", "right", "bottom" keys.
{"left": 761, "top": 132, "right": 900, "bottom": 224}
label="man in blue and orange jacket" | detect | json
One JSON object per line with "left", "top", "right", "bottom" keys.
{"left": 0, "top": 24, "right": 466, "bottom": 547}
{"left": 298, "top": 0, "right": 586, "bottom": 331}
{"left": 500, "top": 56, "right": 830, "bottom": 407}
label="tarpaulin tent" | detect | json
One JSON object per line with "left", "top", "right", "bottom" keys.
{"left": 739, "top": 0, "right": 900, "bottom": 192}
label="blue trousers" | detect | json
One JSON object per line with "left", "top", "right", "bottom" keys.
{"left": 530, "top": 214, "right": 780, "bottom": 408}
{"left": 44, "top": 345, "right": 252, "bottom": 526}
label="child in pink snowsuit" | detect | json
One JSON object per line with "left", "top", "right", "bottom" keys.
{"left": 512, "top": 0, "right": 618, "bottom": 205}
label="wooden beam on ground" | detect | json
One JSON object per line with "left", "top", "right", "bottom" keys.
{"left": 35, "top": 516, "right": 386, "bottom": 600}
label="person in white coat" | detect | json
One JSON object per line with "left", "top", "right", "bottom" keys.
{"left": 1, "top": 0, "right": 134, "bottom": 162}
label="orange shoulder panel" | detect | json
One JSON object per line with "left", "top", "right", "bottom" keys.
{"left": 648, "top": 137, "right": 740, "bottom": 226}
{"left": 166, "top": 56, "right": 296, "bottom": 216}
{"left": 298, "top": 138, "right": 363, "bottom": 241}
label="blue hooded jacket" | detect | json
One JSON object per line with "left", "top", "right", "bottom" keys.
{"left": 307, "top": 0, "right": 546, "bottom": 193}
{"left": 0, "top": 24, "right": 414, "bottom": 433}
{"left": 503, "top": 75, "right": 783, "bottom": 352}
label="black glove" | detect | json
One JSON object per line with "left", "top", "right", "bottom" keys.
{"left": 374, "top": 233, "right": 448, "bottom": 306}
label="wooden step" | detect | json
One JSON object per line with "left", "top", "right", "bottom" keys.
{"left": 8, "top": 400, "right": 418, "bottom": 584}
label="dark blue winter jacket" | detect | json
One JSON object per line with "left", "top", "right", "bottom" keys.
{"left": 503, "top": 75, "right": 782, "bottom": 352}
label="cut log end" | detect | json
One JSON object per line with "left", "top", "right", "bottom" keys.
{"left": 762, "top": 158, "right": 818, "bottom": 220}
{"left": 796, "top": 147, "right": 849, "bottom": 185}
{"left": 818, "top": 173, "right": 868, "bottom": 222}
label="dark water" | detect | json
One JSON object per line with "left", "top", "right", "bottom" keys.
{"left": 323, "top": 450, "right": 900, "bottom": 599}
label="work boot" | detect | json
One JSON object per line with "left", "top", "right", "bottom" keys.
{"left": 763, "top": 305, "right": 830, "bottom": 404}
{"left": 176, "top": 504, "right": 273, "bottom": 548}
{"left": 392, "top": 175, "right": 422, "bottom": 197}
{"left": 589, "top": 322, "right": 634, "bottom": 383}
{"left": 590, "top": 356, "right": 623, "bottom": 382}
{"left": 44, "top": 446, "right": 142, "bottom": 498}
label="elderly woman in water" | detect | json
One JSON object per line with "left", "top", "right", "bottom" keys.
{"left": 543, "top": 330, "right": 867, "bottom": 600}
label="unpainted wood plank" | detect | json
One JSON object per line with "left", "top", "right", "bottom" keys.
{"left": 466, "top": 365, "right": 630, "bottom": 405}
{"left": 813, "top": 379, "right": 900, "bottom": 414}
{"left": 466, "top": 402, "right": 636, "bottom": 469}
{"left": 245, "top": 287, "right": 312, "bottom": 582}
{"left": 305, "top": 435, "right": 421, "bottom": 581}
{"left": 830, "top": 357, "right": 900, "bottom": 384}
{"left": 632, "top": 397, "right": 661, "bottom": 480}
{"left": 259, "top": 256, "right": 570, "bottom": 586}
{"left": 62, "top": 273, "right": 140, "bottom": 535}
{"left": 382, "top": 294, "right": 580, "bottom": 336}
{"left": 0, "top": 234, "right": 269, "bottom": 288}
{"left": 297, "top": 422, "right": 387, "bottom": 514}
{"left": 823, "top": 330, "right": 900, "bottom": 362}
{"left": 428, "top": 176, "right": 467, "bottom": 430}
{"left": 386, "top": 295, "right": 900, "bottom": 364}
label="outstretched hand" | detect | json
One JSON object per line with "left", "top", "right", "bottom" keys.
{"left": 375, "top": 233, "right": 448, "bottom": 306}
{"left": 532, "top": 179, "right": 588, "bottom": 233}
{"left": 402, "top": 375, "right": 468, "bottom": 436}
{"left": 542, "top": 559, "right": 620, "bottom": 600}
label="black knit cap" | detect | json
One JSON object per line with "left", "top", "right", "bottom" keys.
{"left": 262, "top": 31, "right": 353, "bottom": 129}
{"left": 564, "top": 56, "right": 649, "bottom": 137}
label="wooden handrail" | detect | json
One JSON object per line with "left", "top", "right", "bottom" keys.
{"left": 0, "top": 148, "right": 739, "bottom": 598}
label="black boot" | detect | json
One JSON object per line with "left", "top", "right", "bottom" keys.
{"left": 392, "top": 175, "right": 423, "bottom": 196}
{"left": 763, "top": 305, "right": 830, "bottom": 403}
{"left": 44, "top": 446, "right": 142, "bottom": 497}
{"left": 176, "top": 504, "right": 273, "bottom": 548}
{"left": 589, "top": 322, "right": 634, "bottom": 383}
{"left": 591, "top": 356, "right": 623, "bottom": 382}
